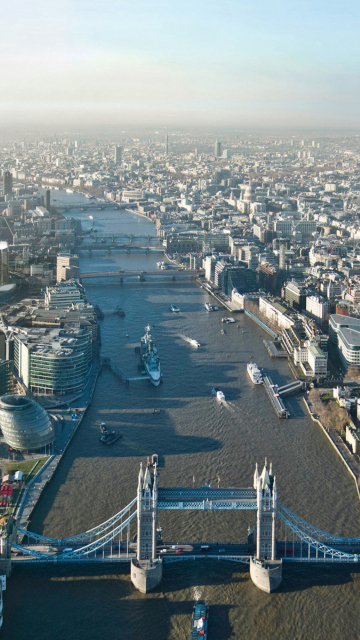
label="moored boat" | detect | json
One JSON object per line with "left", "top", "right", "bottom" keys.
{"left": 141, "top": 325, "right": 162, "bottom": 386}
{"left": 247, "top": 362, "right": 263, "bottom": 384}
{"left": 205, "top": 302, "right": 218, "bottom": 312}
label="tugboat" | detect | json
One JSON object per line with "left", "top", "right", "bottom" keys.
{"left": 99, "top": 422, "right": 122, "bottom": 445}
{"left": 114, "top": 305, "right": 125, "bottom": 316}
{"left": 190, "top": 601, "right": 209, "bottom": 639}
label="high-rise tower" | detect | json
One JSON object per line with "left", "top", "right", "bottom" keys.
{"left": 214, "top": 140, "right": 222, "bottom": 158}
{"left": 3, "top": 172, "right": 12, "bottom": 196}
{"left": 0, "top": 242, "right": 9, "bottom": 287}
{"left": 114, "top": 145, "right": 122, "bottom": 165}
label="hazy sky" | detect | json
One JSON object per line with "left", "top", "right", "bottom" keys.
{"left": 1, "top": 0, "right": 359, "bottom": 128}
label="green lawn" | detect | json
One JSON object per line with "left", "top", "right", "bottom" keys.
{"left": 4, "top": 457, "right": 49, "bottom": 483}
{"left": 320, "top": 392, "right": 334, "bottom": 402}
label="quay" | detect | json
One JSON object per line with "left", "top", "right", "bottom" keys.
{"left": 200, "top": 282, "right": 242, "bottom": 313}
{"left": 244, "top": 309, "right": 280, "bottom": 339}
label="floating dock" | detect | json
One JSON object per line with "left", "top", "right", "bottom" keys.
{"left": 263, "top": 375, "right": 290, "bottom": 419}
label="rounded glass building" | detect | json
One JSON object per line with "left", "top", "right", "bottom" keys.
{"left": 0, "top": 395, "right": 55, "bottom": 451}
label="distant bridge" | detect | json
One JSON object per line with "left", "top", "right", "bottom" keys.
{"left": 78, "top": 234, "right": 159, "bottom": 243}
{"left": 79, "top": 269, "right": 204, "bottom": 280}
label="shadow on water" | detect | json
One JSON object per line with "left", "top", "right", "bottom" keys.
{"left": 280, "top": 562, "right": 360, "bottom": 593}
{"left": 4, "top": 563, "right": 235, "bottom": 640}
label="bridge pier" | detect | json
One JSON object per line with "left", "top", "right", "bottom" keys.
{"left": 131, "top": 463, "right": 163, "bottom": 593}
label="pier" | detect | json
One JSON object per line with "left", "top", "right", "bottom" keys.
{"left": 263, "top": 375, "right": 290, "bottom": 418}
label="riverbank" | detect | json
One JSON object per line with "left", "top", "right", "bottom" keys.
{"left": 15, "top": 364, "right": 102, "bottom": 534}
{"left": 304, "top": 395, "right": 360, "bottom": 501}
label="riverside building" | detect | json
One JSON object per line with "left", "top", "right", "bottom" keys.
{"left": 13, "top": 327, "right": 92, "bottom": 396}
{"left": 56, "top": 253, "right": 80, "bottom": 283}
{"left": 44, "top": 280, "right": 85, "bottom": 308}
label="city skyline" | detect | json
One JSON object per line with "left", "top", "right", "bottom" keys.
{"left": 1, "top": 0, "right": 360, "bottom": 129}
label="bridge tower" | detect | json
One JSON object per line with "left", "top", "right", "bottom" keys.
{"left": 249, "top": 460, "right": 282, "bottom": 592}
{"left": 131, "top": 463, "right": 163, "bottom": 593}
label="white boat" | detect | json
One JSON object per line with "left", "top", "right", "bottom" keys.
{"left": 247, "top": 362, "right": 263, "bottom": 385}
{"left": 66, "top": 188, "right": 74, "bottom": 193}
{"left": 205, "top": 302, "right": 218, "bottom": 312}
{"left": 169, "top": 304, "right": 180, "bottom": 313}
{"left": 189, "top": 339, "right": 201, "bottom": 348}
{"left": 221, "top": 317, "right": 236, "bottom": 323}
{"left": 211, "top": 387, "right": 225, "bottom": 402}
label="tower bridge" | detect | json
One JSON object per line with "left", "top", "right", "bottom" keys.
{"left": 5, "top": 461, "right": 360, "bottom": 595}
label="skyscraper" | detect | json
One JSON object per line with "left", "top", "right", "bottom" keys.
{"left": 114, "top": 145, "right": 122, "bottom": 164}
{"left": 45, "top": 189, "right": 51, "bottom": 212}
{"left": 0, "top": 242, "right": 9, "bottom": 286}
{"left": 214, "top": 140, "right": 222, "bottom": 158}
{"left": 3, "top": 171, "right": 12, "bottom": 196}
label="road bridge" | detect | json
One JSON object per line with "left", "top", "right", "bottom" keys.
{"left": 7, "top": 461, "right": 359, "bottom": 596}
{"left": 79, "top": 269, "right": 204, "bottom": 280}
{"left": 78, "top": 234, "right": 159, "bottom": 243}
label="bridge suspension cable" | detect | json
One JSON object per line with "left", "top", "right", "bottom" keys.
{"left": 13, "top": 509, "right": 137, "bottom": 562}
{"left": 277, "top": 502, "right": 360, "bottom": 544}
{"left": 277, "top": 511, "right": 359, "bottom": 562}
{"left": 17, "top": 498, "right": 137, "bottom": 545}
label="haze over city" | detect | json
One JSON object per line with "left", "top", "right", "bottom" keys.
{"left": 2, "top": 2, "right": 360, "bottom": 639}
{"left": 1, "top": 0, "right": 360, "bottom": 129}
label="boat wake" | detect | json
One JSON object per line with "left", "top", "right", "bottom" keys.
{"left": 180, "top": 334, "right": 201, "bottom": 348}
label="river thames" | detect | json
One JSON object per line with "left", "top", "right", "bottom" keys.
{"left": 3, "top": 192, "right": 360, "bottom": 640}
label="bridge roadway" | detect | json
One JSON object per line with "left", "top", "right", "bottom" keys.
{"left": 12, "top": 539, "right": 360, "bottom": 564}
{"left": 80, "top": 269, "right": 204, "bottom": 279}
